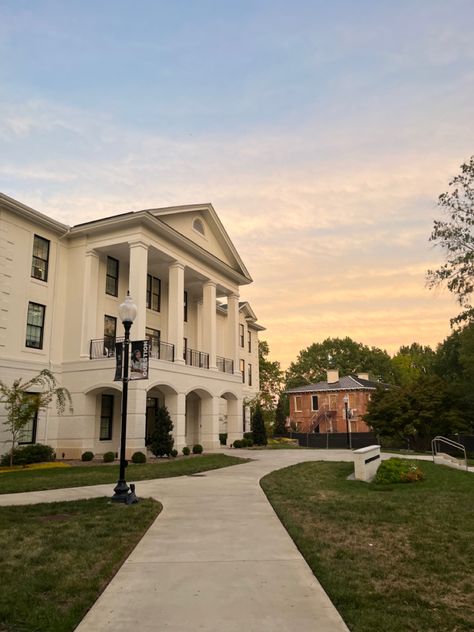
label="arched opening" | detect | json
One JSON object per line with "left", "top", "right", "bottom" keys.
{"left": 220, "top": 391, "right": 242, "bottom": 446}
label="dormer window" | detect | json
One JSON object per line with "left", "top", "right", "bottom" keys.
{"left": 193, "top": 218, "right": 205, "bottom": 236}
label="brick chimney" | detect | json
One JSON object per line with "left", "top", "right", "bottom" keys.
{"left": 357, "top": 372, "right": 369, "bottom": 381}
{"left": 327, "top": 369, "right": 339, "bottom": 384}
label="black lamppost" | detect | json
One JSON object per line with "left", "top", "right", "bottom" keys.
{"left": 112, "top": 292, "right": 138, "bottom": 504}
{"left": 343, "top": 394, "right": 352, "bottom": 450}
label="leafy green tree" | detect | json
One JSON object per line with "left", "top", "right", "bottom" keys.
{"left": 427, "top": 156, "right": 474, "bottom": 325}
{"left": 0, "top": 369, "right": 72, "bottom": 466}
{"left": 251, "top": 402, "right": 267, "bottom": 446}
{"left": 273, "top": 395, "right": 287, "bottom": 435}
{"left": 391, "top": 343, "right": 436, "bottom": 387}
{"left": 258, "top": 340, "right": 283, "bottom": 409}
{"left": 285, "top": 337, "right": 393, "bottom": 388}
{"left": 149, "top": 405, "right": 174, "bottom": 457}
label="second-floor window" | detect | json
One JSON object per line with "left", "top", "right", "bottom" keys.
{"left": 311, "top": 395, "right": 319, "bottom": 411}
{"left": 146, "top": 275, "right": 161, "bottom": 311}
{"left": 248, "top": 363, "right": 252, "bottom": 386}
{"left": 239, "top": 324, "right": 244, "bottom": 347}
{"left": 104, "top": 315, "right": 117, "bottom": 355}
{"left": 26, "top": 302, "right": 46, "bottom": 349}
{"left": 31, "top": 235, "right": 50, "bottom": 282}
{"left": 146, "top": 327, "right": 160, "bottom": 354}
{"left": 240, "top": 359, "right": 245, "bottom": 384}
{"left": 184, "top": 291, "right": 188, "bottom": 322}
{"left": 183, "top": 337, "right": 188, "bottom": 360}
{"left": 248, "top": 329, "right": 252, "bottom": 353}
{"left": 294, "top": 396, "right": 302, "bottom": 412}
{"left": 106, "top": 257, "right": 119, "bottom": 296}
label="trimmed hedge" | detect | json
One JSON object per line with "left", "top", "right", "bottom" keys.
{"left": 192, "top": 444, "right": 203, "bottom": 454}
{"left": 103, "top": 451, "right": 115, "bottom": 463}
{"left": 81, "top": 451, "right": 94, "bottom": 462}
{"left": 131, "top": 451, "right": 146, "bottom": 464}
{"left": 182, "top": 446, "right": 190, "bottom": 456}
{"left": 1, "top": 444, "right": 56, "bottom": 466}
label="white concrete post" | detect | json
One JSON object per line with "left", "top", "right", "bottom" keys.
{"left": 227, "top": 292, "right": 240, "bottom": 376}
{"left": 81, "top": 249, "right": 100, "bottom": 357}
{"left": 353, "top": 445, "right": 381, "bottom": 481}
{"left": 203, "top": 280, "right": 217, "bottom": 370}
{"left": 125, "top": 383, "right": 147, "bottom": 457}
{"left": 200, "top": 396, "right": 220, "bottom": 450}
{"left": 128, "top": 241, "right": 149, "bottom": 341}
{"left": 227, "top": 397, "right": 243, "bottom": 445}
{"left": 168, "top": 392, "right": 186, "bottom": 451}
{"left": 168, "top": 262, "right": 185, "bottom": 363}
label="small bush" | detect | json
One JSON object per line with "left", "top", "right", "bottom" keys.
{"left": 243, "top": 432, "right": 254, "bottom": 441}
{"left": 233, "top": 439, "right": 243, "bottom": 449}
{"left": 1, "top": 444, "right": 56, "bottom": 466}
{"left": 131, "top": 451, "right": 146, "bottom": 464}
{"left": 182, "top": 446, "right": 190, "bottom": 456}
{"left": 103, "top": 451, "right": 115, "bottom": 463}
{"left": 192, "top": 444, "right": 203, "bottom": 454}
{"left": 374, "top": 458, "right": 424, "bottom": 485}
{"left": 219, "top": 433, "right": 228, "bottom": 446}
{"left": 170, "top": 449, "right": 178, "bottom": 458}
{"left": 241, "top": 438, "right": 254, "bottom": 448}
{"left": 81, "top": 451, "right": 94, "bottom": 462}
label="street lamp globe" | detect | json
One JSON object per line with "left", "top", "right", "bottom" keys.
{"left": 119, "top": 292, "right": 137, "bottom": 324}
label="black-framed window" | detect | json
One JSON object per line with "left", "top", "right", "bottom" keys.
{"left": 311, "top": 395, "right": 319, "bottom": 411}
{"left": 248, "top": 329, "right": 252, "bottom": 353}
{"left": 184, "top": 291, "right": 188, "bottom": 322}
{"left": 183, "top": 337, "right": 188, "bottom": 360}
{"left": 100, "top": 394, "right": 114, "bottom": 441}
{"left": 106, "top": 256, "right": 119, "bottom": 296}
{"left": 31, "top": 235, "right": 50, "bottom": 282}
{"left": 240, "top": 359, "right": 245, "bottom": 384}
{"left": 146, "top": 327, "right": 160, "bottom": 355}
{"left": 26, "top": 302, "right": 46, "bottom": 349}
{"left": 239, "top": 324, "right": 244, "bottom": 348}
{"left": 19, "top": 394, "right": 39, "bottom": 444}
{"left": 248, "top": 363, "right": 252, "bottom": 387}
{"left": 104, "top": 315, "right": 117, "bottom": 355}
{"left": 146, "top": 275, "right": 161, "bottom": 311}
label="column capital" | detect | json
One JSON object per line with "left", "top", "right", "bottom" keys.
{"left": 203, "top": 279, "right": 217, "bottom": 289}
{"left": 169, "top": 260, "right": 185, "bottom": 271}
{"left": 228, "top": 291, "right": 240, "bottom": 301}
{"left": 128, "top": 240, "right": 149, "bottom": 250}
{"left": 85, "top": 248, "right": 100, "bottom": 259}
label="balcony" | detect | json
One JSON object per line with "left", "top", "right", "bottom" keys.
{"left": 90, "top": 337, "right": 174, "bottom": 362}
{"left": 184, "top": 347, "right": 209, "bottom": 369}
{"left": 217, "top": 356, "right": 234, "bottom": 374}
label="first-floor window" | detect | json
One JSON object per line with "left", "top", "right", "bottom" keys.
{"left": 26, "top": 302, "right": 46, "bottom": 349}
{"left": 311, "top": 395, "right": 319, "bottom": 411}
{"left": 294, "top": 395, "right": 302, "bottom": 412}
{"left": 19, "top": 394, "right": 39, "bottom": 444}
{"left": 100, "top": 394, "right": 114, "bottom": 441}
{"left": 240, "top": 359, "right": 245, "bottom": 383}
{"left": 248, "top": 363, "right": 252, "bottom": 386}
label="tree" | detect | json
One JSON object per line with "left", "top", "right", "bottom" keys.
{"left": 273, "top": 395, "right": 287, "bottom": 436}
{"left": 251, "top": 402, "right": 267, "bottom": 446}
{"left": 258, "top": 340, "right": 283, "bottom": 410}
{"left": 391, "top": 343, "right": 436, "bottom": 387}
{"left": 427, "top": 156, "right": 474, "bottom": 325}
{"left": 149, "top": 405, "right": 174, "bottom": 457}
{"left": 285, "top": 337, "right": 393, "bottom": 389}
{"left": 0, "top": 369, "right": 72, "bottom": 466}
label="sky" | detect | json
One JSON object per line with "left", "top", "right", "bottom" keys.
{"left": 1, "top": 0, "right": 473, "bottom": 368}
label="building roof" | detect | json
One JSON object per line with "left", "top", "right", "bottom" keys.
{"left": 286, "top": 375, "right": 388, "bottom": 394}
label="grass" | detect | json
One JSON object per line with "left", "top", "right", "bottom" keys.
{"left": 0, "top": 497, "right": 161, "bottom": 632}
{"left": 0, "top": 454, "right": 249, "bottom": 495}
{"left": 261, "top": 460, "right": 474, "bottom": 632}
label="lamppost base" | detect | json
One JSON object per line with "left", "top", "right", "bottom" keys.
{"left": 111, "top": 481, "right": 139, "bottom": 504}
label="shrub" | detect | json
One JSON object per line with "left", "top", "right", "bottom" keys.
{"left": 103, "top": 451, "right": 115, "bottom": 463}
{"left": 81, "top": 451, "right": 94, "bottom": 462}
{"left": 192, "top": 444, "right": 203, "bottom": 454}
{"left": 182, "top": 446, "right": 190, "bottom": 456}
{"left": 243, "top": 432, "right": 254, "bottom": 441}
{"left": 251, "top": 404, "right": 267, "bottom": 446}
{"left": 374, "top": 458, "right": 425, "bottom": 485}
{"left": 233, "top": 439, "right": 243, "bottom": 449}
{"left": 150, "top": 405, "right": 174, "bottom": 457}
{"left": 241, "top": 438, "right": 254, "bottom": 448}
{"left": 131, "top": 451, "right": 146, "bottom": 464}
{"left": 1, "top": 444, "right": 56, "bottom": 466}
{"left": 170, "top": 449, "right": 178, "bottom": 458}
{"left": 219, "top": 433, "right": 228, "bottom": 446}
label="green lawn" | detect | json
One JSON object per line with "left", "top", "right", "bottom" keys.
{"left": 0, "top": 497, "right": 161, "bottom": 632}
{"left": 261, "top": 460, "right": 474, "bottom": 632}
{"left": 0, "top": 454, "right": 249, "bottom": 494}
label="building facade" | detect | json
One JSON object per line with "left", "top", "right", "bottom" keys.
{"left": 0, "top": 193, "right": 263, "bottom": 458}
{"left": 286, "top": 370, "right": 383, "bottom": 434}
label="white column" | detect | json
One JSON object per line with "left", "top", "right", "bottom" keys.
{"left": 81, "top": 249, "right": 100, "bottom": 357}
{"left": 202, "top": 280, "right": 217, "bottom": 370}
{"left": 168, "top": 392, "right": 186, "bottom": 451}
{"left": 128, "top": 241, "right": 149, "bottom": 341}
{"left": 168, "top": 262, "right": 185, "bottom": 363}
{"left": 227, "top": 292, "right": 240, "bottom": 376}
{"left": 227, "top": 397, "right": 243, "bottom": 445}
{"left": 125, "top": 383, "right": 147, "bottom": 457}
{"left": 200, "top": 395, "right": 220, "bottom": 450}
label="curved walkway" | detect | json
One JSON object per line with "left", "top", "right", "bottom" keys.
{"left": 1, "top": 449, "right": 354, "bottom": 631}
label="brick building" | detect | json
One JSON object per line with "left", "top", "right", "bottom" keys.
{"left": 286, "top": 369, "right": 386, "bottom": 434}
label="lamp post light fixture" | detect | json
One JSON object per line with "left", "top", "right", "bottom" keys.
{"left": 112, "top": 292, "right": 139, "bottom": 504}
{"left": 343, "top": 394, "right": 352, "bottom": 450}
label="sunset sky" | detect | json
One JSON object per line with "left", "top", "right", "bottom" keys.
{"left": 1, "top": 1, "right": 473, "bottom": 367}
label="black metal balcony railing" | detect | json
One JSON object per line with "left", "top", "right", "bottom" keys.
{"left": 184, "top": 347, "right": 209, "bottom": 369}
{"left": 217, "top": 356, "right": 234, "bottom": 374}
{"left": 89, "top": 337, "right": 174, "bottom": 362}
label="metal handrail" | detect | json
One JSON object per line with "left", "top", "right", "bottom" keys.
{"left": 184, "top": 347, "right": 209, "bottom": 369}
{"left": 431, "top": 435, "right": 468, "bottom": 471}
{"left": 216, "top": 356, "right": 234, "bottom": 374}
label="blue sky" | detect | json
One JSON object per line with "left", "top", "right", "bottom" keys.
{"left": 1, "top": 1, "right": 473, "bottom": 365}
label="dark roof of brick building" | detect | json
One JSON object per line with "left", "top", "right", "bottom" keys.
{"left": 286, "top": 375, "right": 389, "bottom": 394}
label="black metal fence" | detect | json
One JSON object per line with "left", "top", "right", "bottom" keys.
{"left": 90, "top": 337, "right": 174, "bottom": 362}
{"left": 217, "top": 356, "right": 234, "bottom": 374}
{"left": 149, "top": 341, "right": 175, "bottom": 362}
{"left": 281, "top": 432, "right": 378, "bottom": 449}
{"left": 185, "top": 348, "right": 209, "bottom": 369}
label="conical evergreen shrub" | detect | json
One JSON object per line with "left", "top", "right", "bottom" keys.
{"left": 251, "top": 403, "right": 267, "bottom": 446}
{"left": 150, "top": 405, "right": 174, "bottom": 457}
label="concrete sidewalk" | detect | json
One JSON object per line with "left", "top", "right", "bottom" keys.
{"left": 0, "top": 449, "right": 353, "bottom": 631}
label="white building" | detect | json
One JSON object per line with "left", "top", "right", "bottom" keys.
{"left": 0, "top": 193, "right": 264, "bottom": 458}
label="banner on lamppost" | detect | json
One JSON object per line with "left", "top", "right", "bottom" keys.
{"left": 114, "top": 342, "right": 123, "bottom": 381}
{"left": 130, "top": 339, "right": 149, "bottom": 380}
